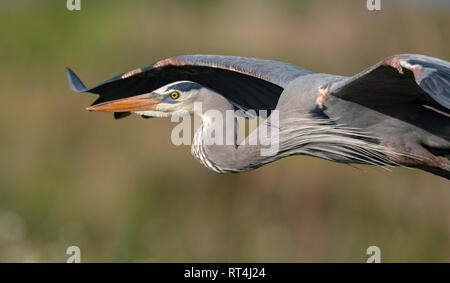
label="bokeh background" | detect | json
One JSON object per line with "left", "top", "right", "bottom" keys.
{"left": 0, "top": 0, "right": 449, "bottom": 262}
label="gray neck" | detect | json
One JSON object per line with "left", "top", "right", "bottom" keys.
{"left": 190, "top": 92, "right": 268, "bottom": 173}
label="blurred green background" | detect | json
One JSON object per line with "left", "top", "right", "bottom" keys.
{"left": 0, "top": 0, "right": 449, "bottom": 262}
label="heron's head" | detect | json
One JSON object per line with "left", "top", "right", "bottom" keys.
{"left": 87, "top": 81, "right": 208, "bottom": 118}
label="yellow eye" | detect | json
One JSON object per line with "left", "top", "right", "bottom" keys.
{"left": 170, "top": 91, "right": 180, "bottom": 99}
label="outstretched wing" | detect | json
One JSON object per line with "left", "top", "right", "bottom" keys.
{"left": 326, "top": 54, "right": 450, "bottom": 178}
{"left": 67, "top": 54, "right": 312, "bottom": 118}
{"left": 329, "top": 54, "right": 450, "bottom": 111}
{"left": 328, "top": 54, "right": 450, "bottom": 142}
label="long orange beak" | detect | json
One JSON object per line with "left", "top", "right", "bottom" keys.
{"left": 86, "top": 93, "right": 160, "bottom": 112}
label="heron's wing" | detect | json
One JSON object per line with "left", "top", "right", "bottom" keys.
{"left": 329, "top": 54, "right": 450, "bottom": 111}
{"left": 67, "top": 54, "right": 312, "bottom": 117}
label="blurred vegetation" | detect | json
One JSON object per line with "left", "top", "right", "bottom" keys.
{"left": 0, "top": 0, "right": 449, "bottom": 262}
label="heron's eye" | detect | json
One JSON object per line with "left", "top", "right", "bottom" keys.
{"left": 170, "top": 91, "right": 180, "bottom": 100}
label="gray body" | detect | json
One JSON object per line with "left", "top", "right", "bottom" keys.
{"left": 283, "top": 73, "right": 449, "bottom": 155}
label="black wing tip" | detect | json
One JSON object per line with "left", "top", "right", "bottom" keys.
{"left": 66, "top": 67, "right": 87, "bottom": 92}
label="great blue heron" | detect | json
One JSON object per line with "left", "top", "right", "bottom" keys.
{"left": 66, "top": 54, "right": 450, "bottom": 179}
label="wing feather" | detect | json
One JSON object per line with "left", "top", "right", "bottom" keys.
{"left": 329, "top": 54, "right": 450, "bottom": 110}
{"left": 66, "top": 55, "right": 312, "bottom": 117}
{"left": 327, "top": 54, "right": 450, "bottom": 142}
